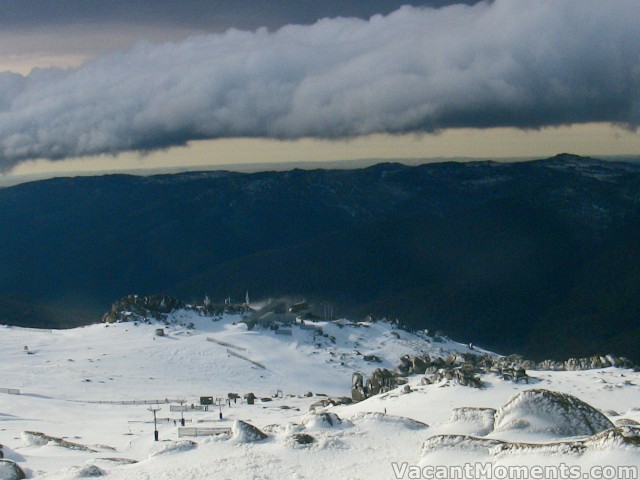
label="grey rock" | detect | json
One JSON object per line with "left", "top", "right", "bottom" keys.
{"left": 232, "top": 420, "right": 268, "bottom": 443}
{"left": 615, "top": 418, "right": 640, "bottom": 427}
{"left": 0, "top": 460, "right": 26, "bottom": 480}
{"left": 96, "top": 458, "right": 138, "bottom": 465}
{"left": 290, "top": 433, "right": 316, "bottom": 445}
{"left": 76, "top": 465, "right": 105, "bottom": 477}
{"left": 363, "top": 355, "right": 382, "bottom": 363}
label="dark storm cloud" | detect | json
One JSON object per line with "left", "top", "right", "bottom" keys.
{"left": 0, "top": 1, "right": 481, "bottom": 31}
{"left": 0, "top": 0, "right": 639, "bottom": 170}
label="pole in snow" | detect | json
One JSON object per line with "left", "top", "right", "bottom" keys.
{"left": 178, "top": 400, "right": 186, "bottom": 426}
{"left": 148, "top": 406, "right": 161, "bottom": 441}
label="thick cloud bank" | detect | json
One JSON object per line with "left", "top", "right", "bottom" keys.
{"left": 1, "top": 0, "right": 639, "bottom": 169}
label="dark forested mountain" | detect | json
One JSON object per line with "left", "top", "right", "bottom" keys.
{"left": 2, "top": 154, "right": 640, "bottom": 362}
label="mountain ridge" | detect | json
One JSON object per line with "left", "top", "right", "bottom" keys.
{"left": 1, "top": 155, "right": 640, "bottom": 362}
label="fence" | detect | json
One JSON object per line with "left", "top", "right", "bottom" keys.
{"left": 170, "top": 405, "right": 209, "bottom": 412}
{"left": 0, "top": 388, "right": 20, "bottom": 395}
{"left": 85, "top": 399, "right": 181, "bottom": 405}
{"left": 206, "top": 337, "right": 247, "bottom": 351}
{"left": 226, "top": 349, "right": 266, "bottom": 369}
{"left": 178, "top": 427, "right": 232, "bottom": 438}
{"left": 128, "top": 417, "right": 175, "bottom": 424}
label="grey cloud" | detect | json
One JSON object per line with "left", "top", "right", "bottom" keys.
{"left": 1, "top": 0, "right": 639, "bottom": 170}
{"left": 0, "top": 1, "right": 477, "bottom": 31}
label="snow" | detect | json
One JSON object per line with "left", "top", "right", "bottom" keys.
{"left": 492, "top": 389, "right": 614, "bottom": 439}
{"left": 1, "top": 312, "right": 639, "bottom": 479}
{"left": 438, "top": 407, "right": 496, "bottom": 436}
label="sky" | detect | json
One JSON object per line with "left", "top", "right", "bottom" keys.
{"left": 1, "top": 0, "right": 640, "bottom": 178}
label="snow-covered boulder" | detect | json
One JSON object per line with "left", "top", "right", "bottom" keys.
{"left": 0, "top": 459, "right": 26, "bottom": 480}
{"left": 421, "top": 426, "right": 640, "bottom": 465}
{"left": 421, "top": 434, "right": 503, "bottom": 457}
{"left": 585, "top": 426, "right": 640, "bottom": 450}
{"left": 232, "top": 421, "right": 268, "bottom": 443}
{"left": 350, "top": 412, "right": 428, "bottom": 430}
{"left": 149, "top": 440, "right": 197, "bottom": 458}
{"left": 494, "top": 389, "right": 614, "bottom": 437}
{"left": 615, "top": 418, "right": 640, "bottom": 427}
{"left": 262, "top": 423, "right": 304, "bottom": 435}
{"left": 72, "top": 465, "right": 105, "bottom": 477}
{"left": 21, "top": 431, "right": 97, "bottom": 452}
{"left": 301, "top": 412, "right": 345, "bottom": 429}
{"left": 21, "top": 431, "right": 49, "bottom": 447}
{"left": 285, "top": 433, "right": 316, "bottom": 448}
{"left": 447, "top": 407, "right": 496, "bottom": 436}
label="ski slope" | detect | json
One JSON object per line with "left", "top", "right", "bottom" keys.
{"left": 1, "top": 312, "right": 639, "bottom": 479}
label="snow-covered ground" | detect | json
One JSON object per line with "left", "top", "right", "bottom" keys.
{"left": 1, "top": 312, "right": 639, "bottom": 479}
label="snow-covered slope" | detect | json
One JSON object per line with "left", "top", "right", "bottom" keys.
{"left": 0, "top": 311, "right": 478, "bottom": 401}
{"left": 1, "top": 312, "right": 639, "bottom": 479}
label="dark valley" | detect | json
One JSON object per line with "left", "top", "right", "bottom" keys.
{"left": 1, "top": 154, "right": 640, "bottom": 362}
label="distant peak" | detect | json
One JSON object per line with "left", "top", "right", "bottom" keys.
{"left": 545, "top": 153, "right": 599, "bottom": 163}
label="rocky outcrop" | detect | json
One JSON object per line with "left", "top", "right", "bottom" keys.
{"left": 421, "top": 364, "right": 483, "bottom": 388}
{"left": 485, "top": 353, "right": 635, "bottom": 373}
{"left": 352, "top": 368, "right": 402, "bottom": 401}
{"left": 536, "top": 354, "right": 635, "bottom": 371}
{"left": 420, "top": 426, "right": 640, "bottom": 461}
{"left": 102, "top": 295, "right": 184, "bottom": 323}
{"left": 309, "top": 397, "right": 352, "bottom": 411}
{"left": 351, "top": 351, "right": 636, "bottom": 402}
{"left": 369, "top": 368, "right": 401, "bottom": 394}
{"left": 615, "top": 418, "right": 640, "bottom": 427}
{"left": 395, "top": 354, "right": 431, "bottom": 375}
{"left": 21, "top": 431, "right": 98, "bottom": 452}
{"left": 102, "top": 294, "right": 250, "bottom": 324}
{"left": 352, "top": 355, "right": 484, "bottom": 401}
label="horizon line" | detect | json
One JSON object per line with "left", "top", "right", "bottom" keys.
{"left": 2, "top": 154, "right": 640, "bottom": 188}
